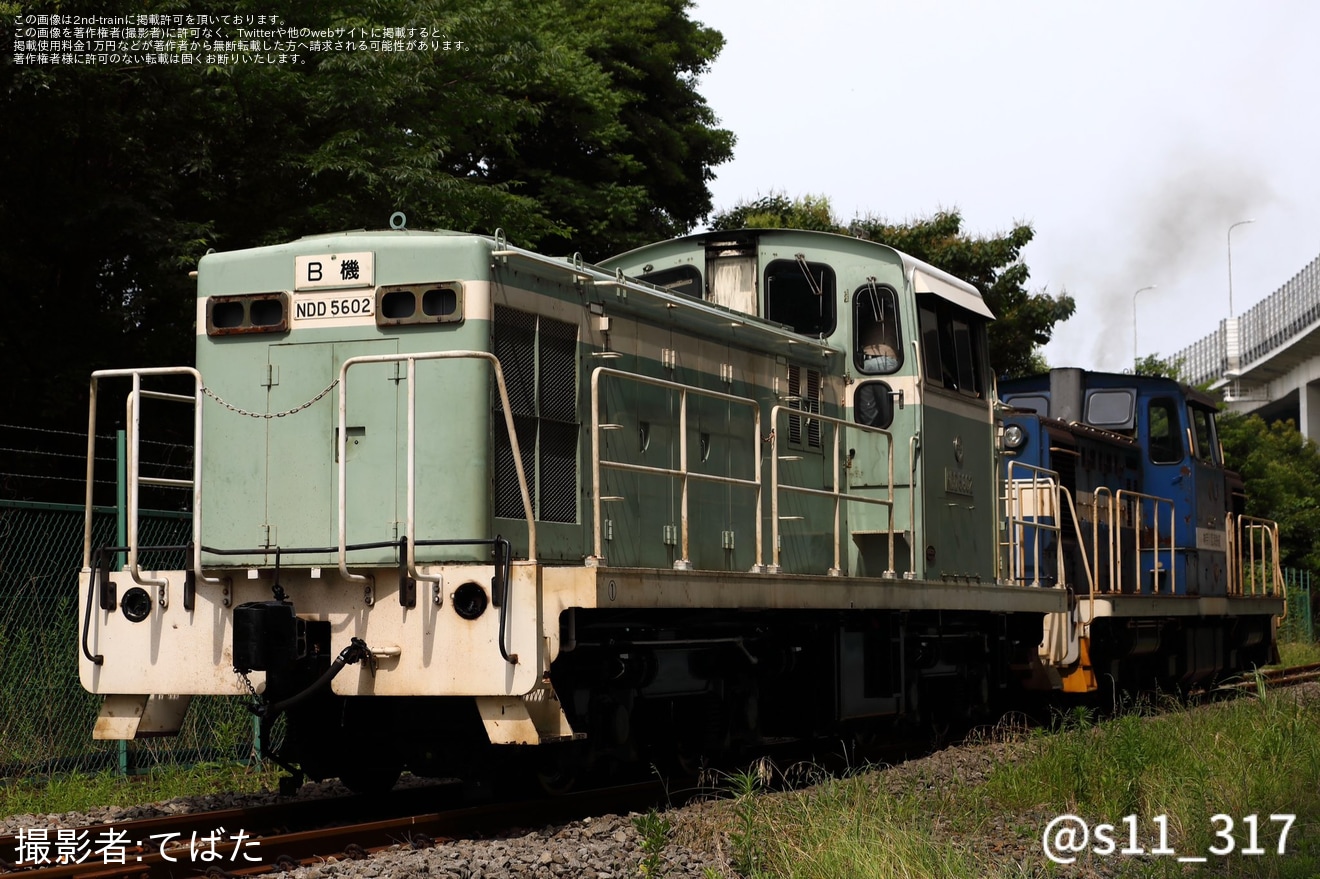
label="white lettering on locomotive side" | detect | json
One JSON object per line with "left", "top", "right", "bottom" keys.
{"left": 293, "top": 294, "right": 374, "bottom": 321}
{"left": 294, "top": 252, "right": 375, "bottom": 290}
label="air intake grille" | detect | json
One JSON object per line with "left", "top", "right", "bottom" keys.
{"left": 492, "top": 308, "right": 579, "bottom": 523}
{"left": 493, "top": 306, "right": 537, "bottom": 416}
{"left": 787, "top": 364, "right": 822, "bottom": 449}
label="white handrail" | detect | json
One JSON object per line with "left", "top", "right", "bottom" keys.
{"left": 1002, "top": 461, "right": 1064, "bottom": 588}
{"left": 336, "top": 351, "right": 537, "bottom": 589}
{"left": 1114, "top": 489, "right": 1176, "bottom": 595}
{"left": 768, "top": 405, "right": 895, "bottom": 576}
{"left": 589, "top": 367, "right": 762, "bottom": 569}
{"left": 1231, "top": 513, "right": 1285, "bottom": 598}
{"left": 83, "top": 367, "right": 219, "bottom": 595}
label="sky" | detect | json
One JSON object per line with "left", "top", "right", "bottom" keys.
{"left": 687, "top": 0, "right": 1320, "bottom": 373}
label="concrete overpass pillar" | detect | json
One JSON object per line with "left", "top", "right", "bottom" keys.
{"left": 1302, "top": 380, "right": 1320, "bottom": 444}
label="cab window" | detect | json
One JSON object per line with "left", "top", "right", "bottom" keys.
{"left": 1147, "top": 397, "right": 1183, "bottom": 464}
{"left": 1005, "top": 394, "right": 1049, "bottom": 416}
{"left": 1189, "top": 405, "right": 1219, "bottom": 464}
{"left": 854, "top": 283, "right": 901, "bottom": 375}
{"left": 916, "top": 294, "right": 985, "bottom": 397}
{"left": 765, "top": 258, "right": 835, "bottom": 336}
{"left": 639, "top": 265, "right": 703, "bottom": 299}
{"left": 1085, "top": 390, "right": 1136, "bottom": 429}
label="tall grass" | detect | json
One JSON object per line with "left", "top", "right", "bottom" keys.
{"left": 0, "top": 762, "right": 282, "bottom": 817}
{"left": 730, "top": 687, "right": 1320, "bottom": 878}
{"left": 727, "top": 770, "right": 987, "bottom": 879}
{"left": 1276, "top": 639, "right": 1320, "bottom": 667}
{"left": 977, "top": 689, "right": 1320, "bottom": 877}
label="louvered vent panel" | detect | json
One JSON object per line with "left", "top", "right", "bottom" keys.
{"left": 493, "top": 306, "right": 537, "bottom": 415}
{"left": 806, "top": 368, "right": 822, "bottom": 448}
{"left": 538, "top": 316, "right": 578, "bottom": 522}
{"left": 538, "top": 317, "right": 578, "bottom": 422}
{"left": 494, "top": 414, "right": 538, "bottom": 519}
{"left": 539, "top": 421, "right": 578, "bottom": 523}
{"left": 492, "top": 307, "right": 579, "bottom": 524}
{"left": 786, "top": 365, "right": 823, "bottom": 449}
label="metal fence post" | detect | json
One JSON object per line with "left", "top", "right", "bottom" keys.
{"left": 115, "top": 430, "right": 131, "bottom": 776}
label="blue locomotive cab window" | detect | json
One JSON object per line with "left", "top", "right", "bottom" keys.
{"left": 1085, "top": 390, "right": 1135, "bottom": 429}
{"left": 639, "top": 265, "right": 703, "bottom": 299}
{"left": 854, "top": 283, "right": 902, "bottom": 375}
{"left": 765, "top": 258, "right": 835, "bottom": 337}
{"left": 1189, "top": 405, "right": 1220, "bottom": 464}
{"left": 915, "top": 294, "right": 985, "bottom": 397}
{"left": 1005, "top": 395, "right": 1049, "bottom": 416}
{"left": 1147, "top": 397, "right": 1183, "bottom": 464}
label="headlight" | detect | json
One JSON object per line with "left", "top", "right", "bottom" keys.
{"left": 1002, "top": 424, "right": 1027, "bottom": 450}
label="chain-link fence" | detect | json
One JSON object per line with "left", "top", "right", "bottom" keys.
{"left": 1279, "top": 568, "right": 1314, "bottom": 643}
{"left": 0, "top": 499, "right": 257, "bottom": 779}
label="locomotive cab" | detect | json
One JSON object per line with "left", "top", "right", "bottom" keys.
{"left": 605, "top": 229, "right": 1000, "bottom": 583}
{"left": 1000, "top": 370, "right": 1236, "bottom": 596}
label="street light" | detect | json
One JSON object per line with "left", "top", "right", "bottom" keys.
{"left": 1227, "top": 219, "right": 1255, "bottom": 317}
{"left": 1132, "top": 285, "right": 1157, "bottom": 371}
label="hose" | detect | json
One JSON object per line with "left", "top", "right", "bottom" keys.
{"left": 251, "top": 637, "right": 372, "bottom": 722}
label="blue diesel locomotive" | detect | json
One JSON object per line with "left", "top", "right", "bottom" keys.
{"left": 999, "top": 368, "right": 1281, "bottom": 692}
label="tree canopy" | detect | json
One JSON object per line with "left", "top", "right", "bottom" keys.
{"left": 1217, "top": 413, "right": 1320, "bottom": 572}
{"left": 711, "top": 193, "right": 1075, "bottom": 379}
{"left": 1133, "top": 353, "right": 1187, "bottom": 380}
{"left": 0, "top": 0, "right": 732, "bottom": 430}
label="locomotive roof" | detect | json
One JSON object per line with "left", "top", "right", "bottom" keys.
{"left": 601, "top": 228, "right": 994, "bottom": 320}
{"left": 198, "top": 226, "right": 843, "bottom": 360}
{"left": 1000, "top": 369, "right": 1220, "bottom": 408}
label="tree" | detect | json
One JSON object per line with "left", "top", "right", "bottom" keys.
{"left": 1218, "top": 413, "right": 1320, "bottom": 572}
{"left": 0, "top": 0, "right": 733, "bottom": 496}
{"left": 710, "top": 192, "right": 839, "bottom": 233}
{"left": 1134, "top": 353, "right": 1186, "bottom": 380}
{"left": 711, "top": 194, "right": 1075, "bottom": 378}
{"left": 484, "top": 0, "right": 735, "bottom": 257}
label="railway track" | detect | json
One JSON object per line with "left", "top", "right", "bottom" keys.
{"left": 1223, "top": 661, "right": 1320, "bottom": 690}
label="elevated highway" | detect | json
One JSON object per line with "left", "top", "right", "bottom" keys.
{"left": 1174, "top": 253, "right": 1320, "bottom": 440}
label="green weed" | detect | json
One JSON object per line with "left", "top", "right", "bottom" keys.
{"left": 634, "top": 808, "right": 672, "bottom": 877}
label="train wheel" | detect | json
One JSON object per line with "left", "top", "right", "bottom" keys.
{"left": 533, "top": 742, "right": 585, "bottom": 796}
{"left": 536, "top": 764, "right": 577, "bottom": 796}
{"left": 338, "top": 764, "right": 402, "bottom": 795}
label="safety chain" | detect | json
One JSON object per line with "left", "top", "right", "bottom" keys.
{"left": 201, "top": 379, "right": 339, "bottom": 419}
{"left": 236, "top": 669, "right": 262, "bottom": 703}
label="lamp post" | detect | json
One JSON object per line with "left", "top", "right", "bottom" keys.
{"left": 1132, "top": 284, "right": 1157, "bottom": 371}
{"left": 1227, "top": 219, "right": 1255, "bottom": 317}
